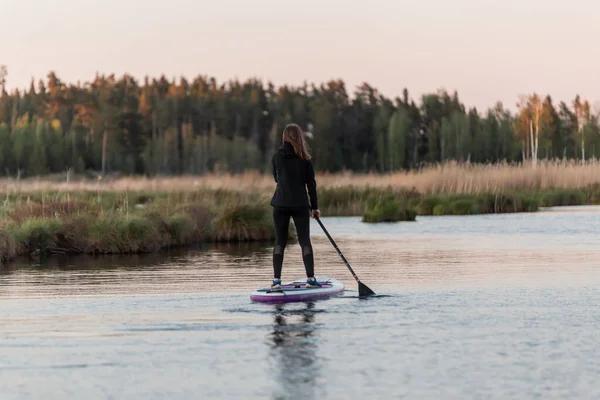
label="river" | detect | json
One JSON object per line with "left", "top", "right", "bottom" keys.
{"left": 2, "top": 206, "right": 600, "bottom": 399}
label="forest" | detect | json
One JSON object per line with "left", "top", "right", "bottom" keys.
{"left": 0, "top": 65, "right": 596, "bottom": 178}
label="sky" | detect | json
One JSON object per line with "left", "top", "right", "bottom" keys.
{"left": 2, "top": 0, "right": 600, "bottom": 112}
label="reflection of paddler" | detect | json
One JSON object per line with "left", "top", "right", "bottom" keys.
{"left": 268, "top": 302, "right": 319, "bottom": 399}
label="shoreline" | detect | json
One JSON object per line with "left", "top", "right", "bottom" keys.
{"left": 0, "top": 177, "right": 599, "bottom": 262}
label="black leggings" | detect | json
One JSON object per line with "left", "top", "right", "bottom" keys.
{"left": 272, "top": 206, "right": 314, "bottom": 279}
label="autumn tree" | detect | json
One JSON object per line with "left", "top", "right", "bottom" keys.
{"left": 516, "top": 94, "right": 543, "bottom": 167}
{"left": 573, "top": 95, "right": 590, "bottom": 162}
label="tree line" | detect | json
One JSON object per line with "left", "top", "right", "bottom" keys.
{"left": 0, "top": 66, "right": 596, "bottom": 178}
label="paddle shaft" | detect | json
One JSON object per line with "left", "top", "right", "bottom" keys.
{"left": 314, "top": 217, "right": 361, "bottom": 283}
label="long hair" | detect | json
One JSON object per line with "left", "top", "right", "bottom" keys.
{"left": 282, "top": 123, "right": 311, "bottom": 160}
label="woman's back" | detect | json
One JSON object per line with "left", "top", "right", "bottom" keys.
{"left": 270, "top": 141, "right": 318, "bottom": 210}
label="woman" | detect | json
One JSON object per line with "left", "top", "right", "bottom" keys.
{"left": 269, "top": 123, "right": 321, "bottom": 290}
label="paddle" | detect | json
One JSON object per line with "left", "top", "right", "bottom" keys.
{"left": 314, "top": 216, "right": 376, "bottom": 297}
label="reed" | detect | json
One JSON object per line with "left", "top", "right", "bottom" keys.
{"left": 5, "top": 160, "right": 600, "bottom": 195}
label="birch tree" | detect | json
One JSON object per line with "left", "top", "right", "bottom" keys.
{"left": 517, "top": 94, "right": 542, "bottom": 167}
{"left": 573, "top": 95, "right": 590, "bottom": 162}
{"left": 0, "top": 66, "right": 6, "bottom": 93}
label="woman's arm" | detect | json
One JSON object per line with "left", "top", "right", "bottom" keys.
{"left": 306, "top": 160, "right": 318, "bottom": 210}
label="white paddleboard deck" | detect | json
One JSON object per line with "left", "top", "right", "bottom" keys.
{"left": 250, "top": 276, "right": 344, "bottom": 303}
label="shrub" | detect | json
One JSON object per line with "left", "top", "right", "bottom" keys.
{"left": 418, "top": 195, "right": 443, "bottom": 215}
{"left": 117, "top": 216, "right": 162, "bottom": 253}
{"left": 87, "top": 215, "right": 122, "bottom": 253}
{"left": 12, "top": 218, "right": 61, "bottom": 255}
{"left": 447, "top": 198, "right": 477, "bottom": 215}
{"left": 54, "top": 216, "right": 93, "bottom": 253}
{"left": 168, "top": 214, "right": 194, "bottom": 245}
{"left": 213, "top": 203, "right": 274, "bottom": 241}
{"left": 362, "top": 194, "right": 417, "bottom": 223}
{"left": 178, "top": 204, "right": 215, "bottom": 239}
{"left": 540, "top": 189, "right": 587, "bottom": 207}
{"left": 432, "top": 203, "right": 448, "bottom": 216}
{"left": 0, "top": 229, "right": 16, "bottom": 262}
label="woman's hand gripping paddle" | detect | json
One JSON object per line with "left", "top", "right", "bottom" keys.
{"left": 314, "top": 216, "right": 376, "bottom": 297}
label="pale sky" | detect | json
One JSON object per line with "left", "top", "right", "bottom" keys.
{"left": 2, "top": 0, "right": 600, "bottom": 112}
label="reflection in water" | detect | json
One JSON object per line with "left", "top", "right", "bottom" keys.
{"left": 268, "top": 302, "right": 319, "bottom": 400}
{"left": 0, "top": 241, "right": 270, "bottom": 275}
{"left": 0, "top": 242, "right": 275, "bottom": 297}
{"left": 5, "top": 210, "right": 600, "bottom": 297}
{"left": 209, "top": 241, "right": 273, "bottom": 258}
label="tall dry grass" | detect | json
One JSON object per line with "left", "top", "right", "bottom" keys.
{"left": 313, "top": 160, "right": 600, "bottom": 194}
{"left": 1, "top": 160, "right": 599, "bottom": 195}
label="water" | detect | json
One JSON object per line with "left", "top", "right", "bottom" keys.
{"left": 3, "top": 207, "right": 600, "bottom": 399}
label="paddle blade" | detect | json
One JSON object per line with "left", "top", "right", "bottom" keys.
{"left": 358, "top": 281, "right": 376, "bottom": 297}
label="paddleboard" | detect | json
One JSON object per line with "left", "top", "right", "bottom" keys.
{"left": 250, "top": 276, "right": 344, "bottom": 303}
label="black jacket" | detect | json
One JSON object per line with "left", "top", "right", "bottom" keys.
{"left": 270, "top": 141, "right": 318, "bottom": 210}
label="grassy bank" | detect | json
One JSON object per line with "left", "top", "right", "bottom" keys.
{"left": 0, "top": 190, "right": 285, "bottom": 262}
{"left": 2, "top": 162, "right": 600, "bottom": 261}
{"left": 321, "top": 185, "right": 600, "bottom": 218}
{"left": 0, "top": 184, "right": 596, "bottom": 262}
{"left": 320, "top": 187, "right": 541, "bottom": 220}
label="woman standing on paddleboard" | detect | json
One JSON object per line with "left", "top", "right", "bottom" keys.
{"left": 270, "top": 123, "right": 321, "bottom": 290}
